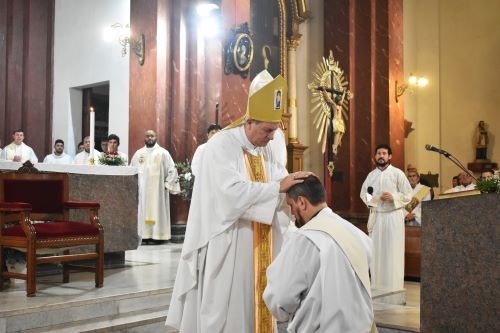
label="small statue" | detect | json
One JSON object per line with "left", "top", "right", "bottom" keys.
{"left": 475, "top": 120, "right": 489, "bottom": 161}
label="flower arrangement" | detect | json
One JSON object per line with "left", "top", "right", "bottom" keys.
{"left": 99, "top": 151, "right": 126, "bottom": 166}
{"left": 475, "top": 175, "right": 500, "bottom": 193}
{"left": 175, "top": 159, "right": 194, "bottom": 201}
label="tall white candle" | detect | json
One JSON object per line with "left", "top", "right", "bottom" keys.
{"left": 89, "top": 107, "right": 95, "bottom": 165}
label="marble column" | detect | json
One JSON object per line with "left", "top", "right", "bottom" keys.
{"left": 324, "top": 0, "right": 404, "bottom": 219}
{"left": 286, "top": 35, "right": 308, "bottom": 172}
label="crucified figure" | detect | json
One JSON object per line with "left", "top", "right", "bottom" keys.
{"left": 322, "top": 88, "right": 347, "bottom": 156}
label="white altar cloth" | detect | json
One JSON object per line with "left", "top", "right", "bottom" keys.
{"left": 0, "top": 161, "right": 138, "bottom": 176}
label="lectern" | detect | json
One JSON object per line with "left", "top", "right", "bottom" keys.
{"left": 421, "top": 193, "right": 499, "bottom": 332}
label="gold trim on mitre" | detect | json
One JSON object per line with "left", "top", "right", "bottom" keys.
{"left": 226, "top": 70, "right": 288, "bottom": 129}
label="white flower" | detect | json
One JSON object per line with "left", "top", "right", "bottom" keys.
{"left": 184, "top": 172, "right": 192, "bottom": 181}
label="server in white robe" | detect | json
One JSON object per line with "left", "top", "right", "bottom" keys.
{"left": 360, "top": 144, "right": 412, "bottom": 291}
{"left": 264, "top": 176, "right": 375, "bottom": 333}
{"left": 191, "top": 124, "right": 221, "bottom": 177}
{"left": 74, "top": 136, "right": 102, "bottom": 165}
{"left": 130, "top": 130, "right": 180, "bottom": 241}
{"left": 43, "top": 139, "right": 73, "bottom": 164}
{"left": 405, "top": 170, "right": 431, "bottom": 226}
{"left": 166, "top": 70, "right": 309, "bottom": 332}
{"left": 105, "top": 134, "right": 129, "bottom": 164}
{"left": 0, "top": 129, "right": 38, "bottom": 163}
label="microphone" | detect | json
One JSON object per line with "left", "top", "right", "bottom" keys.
{"left": 367, "top": 186, "right": 373, "bottom": 195}
{"left": 425, "top": 144, "right": 450, "bottom": 157}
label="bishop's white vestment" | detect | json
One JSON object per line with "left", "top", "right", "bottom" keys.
{"left": 360, "top": 164, "right": 412, "bottom": 291}
{"left": 264, "top": 207, "right": 374, "bottom": 333}
{"left": 130, "top": 144, "right": 179, "bottom": 240}
{"left": 166, "top": 125, "right": 290, "bottom": 333}
{"left": 0, "top": 142, "right": 38, "bottom": 163}
{"left": 190, "top": 143, "right": 206, "bottom": 177}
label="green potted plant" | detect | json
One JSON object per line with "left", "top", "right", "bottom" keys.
{"left": 475, "top": 175, "right": 500, "bottom": 193}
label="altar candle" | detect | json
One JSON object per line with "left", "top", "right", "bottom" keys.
{"left": 89, "top": 107, "right": 95, "bottom": 165}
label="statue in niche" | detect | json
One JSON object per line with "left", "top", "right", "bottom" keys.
{"left": 475, "top": 120, "right": 489, "bottom": 161}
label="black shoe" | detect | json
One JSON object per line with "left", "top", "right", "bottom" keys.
{"left": 151, "top": 239, "right": 168, "bottom": 245}
{"left": 141, "top": 239, "right": 153, "bottom": 245}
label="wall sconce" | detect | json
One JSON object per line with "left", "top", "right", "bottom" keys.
{"left": 395, "top": 74, "right": 428, "bottom": 102}
{"left": 110, "top": 23, "right": 145, "bottom": 66}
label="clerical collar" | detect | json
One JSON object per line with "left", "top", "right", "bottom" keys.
{"left": 239, "top": 126, "right": 260, "bottom": 155}
{"left": 310, "top": 208, "right": 323, "bottom": 220}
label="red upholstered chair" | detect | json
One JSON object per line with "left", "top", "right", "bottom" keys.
{"left": 0, "top": 165, "right": 104, "bottom": 296}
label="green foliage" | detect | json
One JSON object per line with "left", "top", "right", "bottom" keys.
{"left": 175, "top": 159, "right": 194, "bottom": 201}
{"left": 98, "top": 153, "right": 126, "bottom": 166}
{"left": 475, "top": 175, "right": 500, "bottom": 193}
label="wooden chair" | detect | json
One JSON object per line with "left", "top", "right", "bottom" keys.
{"left": 0, "top": 164, "right": 104, "bottom": 296}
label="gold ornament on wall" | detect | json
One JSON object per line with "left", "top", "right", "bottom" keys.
{"left": 308, "top": 50, "right": 352, "bottom": 176}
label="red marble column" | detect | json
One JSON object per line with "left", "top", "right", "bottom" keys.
{"left": 219, "top": 0, "right": 251, "bottom": 125}
{"left": 324, "top": 0, "right": 404, "bottom": 220}
{"left": 0, "top": 0, "right": 54, "bottom": 156}
{"left": 129, "top": 0, "right": 239, "bottom": 225}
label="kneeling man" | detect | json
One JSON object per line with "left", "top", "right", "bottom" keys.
{"left": 264, "top": 175, "right": 376, "bottom": 333}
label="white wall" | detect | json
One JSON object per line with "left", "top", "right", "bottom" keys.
{"left": 53, "top": 0, "right": 130, "bottom": 156}
{"left": 404, "top": 0, "right": 500, "bottom": 193}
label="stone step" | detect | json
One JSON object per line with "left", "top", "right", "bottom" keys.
{"left": 1, "top": 288, "right": 172, "bottom": 333}
{"left": 23, "top": 307, "right": 168, "bottom": 333}
{"left": 372, "top": 288, "right": 407, "bottom": 305}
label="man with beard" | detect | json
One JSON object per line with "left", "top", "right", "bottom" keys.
{"left": 130, "top": 130, "right": 180, "bottom": 244}
{"left": 360, "top": 144, "right": 412, "bottom": 292}
{"left": 43, "top": 139, "right": 73, "bottom": 164}
{"left": 264, "top": 176, "right": 375, "bottom": 333}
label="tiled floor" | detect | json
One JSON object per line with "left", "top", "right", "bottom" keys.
{"left": 1, "top": 243, "right": 421, "bottom": 332}
{"left": 374, "top": 281, "right": 420, "bottom": 332}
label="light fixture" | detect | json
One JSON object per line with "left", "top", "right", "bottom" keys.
{"left": 395, "top": 73, "right": 428, "bottom": 102}
{"left": 196, "top": 2, "right": 219, "bottom": 17}
{"left": 110, "top": 23, "right": 145, "bottom": 66}
{"left": 195, "top": 2, "right": 221, "bottom": 38}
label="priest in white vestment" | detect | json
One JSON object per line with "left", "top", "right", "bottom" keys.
{"left": 405, "top": 170, "right": 431, "bottom": 226}
{"left": 0, "top": 129, "right": 38, "bottom": 163}
{"left": 264, "top": 175, "right": 375, "bottom": 333}
{"left": 74, "top": 136, "right": 102, "bottom": 165}
{"left": 191, "top": 124, "right": 221, "bottom": 177}
{"left": 166, "top": 71, "right": 310, "bottom": 333}
{"left": 43, "top": 139, "right": 73, "bottom": 164}
{"left": 130, "top": 130, "right": 180, "bottom": 241}
{"left": 360, "top": 144, "right": 412, "bottom": 291}
{"left": 444, "top": 171, "right": 476, "bottom": 193}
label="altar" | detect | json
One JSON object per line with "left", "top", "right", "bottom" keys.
{"left": 0, "top": 161, "right": 140, "bottom": 262}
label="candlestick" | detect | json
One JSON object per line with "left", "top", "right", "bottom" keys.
{"left": 89, "top": 107, "right": 95, "bottom": 165}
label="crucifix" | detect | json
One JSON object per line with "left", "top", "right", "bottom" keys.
{"left": 308, "top": 50, "right": 352, "bottom": 176}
